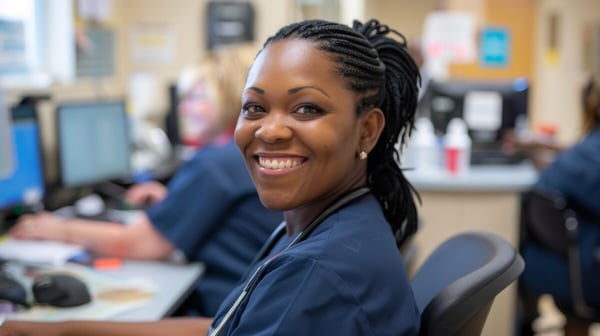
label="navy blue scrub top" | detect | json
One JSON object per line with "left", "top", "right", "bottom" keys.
{"left": 521, "top": 125, "right": 600, "bottom": 304}
{"left": 146, "top": 140, "right": 283, "bottom": 316}
{"left": 210, "top": 194, "right": 420, "bottom": 335}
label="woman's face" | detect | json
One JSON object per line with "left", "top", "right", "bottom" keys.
{"left": 178, "top": 79, "right": 221, "bottom": 144}
{"left": 235, "top": 39, "right": 371, "bottom": 212}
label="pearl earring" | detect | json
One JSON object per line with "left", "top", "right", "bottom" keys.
{"left": 359, "top": 151, "right": 368, "bottom": 160}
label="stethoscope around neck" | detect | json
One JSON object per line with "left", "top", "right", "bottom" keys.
{"left": 208, "top": 187, "right": 371, "bottom": 336}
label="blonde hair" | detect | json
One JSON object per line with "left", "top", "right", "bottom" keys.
{"left": 177, "top": 43, "right": 258, "bottom": 130}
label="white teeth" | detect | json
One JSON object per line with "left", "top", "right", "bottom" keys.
{"left": 259, "top": 157, "right": 302, "bottom": 169}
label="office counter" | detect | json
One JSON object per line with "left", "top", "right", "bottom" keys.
{"left": 406, "top": 163, "right": 538, "bottom": 192}
{"left": 406, "top": 162, "right": 538, "bottom": 336}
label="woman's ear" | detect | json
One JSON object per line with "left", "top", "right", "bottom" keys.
{"left": 358, "top": 108, "right": 385, "bottom": 153}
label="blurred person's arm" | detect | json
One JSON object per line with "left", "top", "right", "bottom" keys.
{"left": 9, "top": 211, "right": 174, "bottom": 260}
{"left": 0, "top": 317, "right": 212, "bottom": 336}
{"left": 502, "top": 129, "right": 566, "bottom": 153}
{"left": 502, "top": 129, "right": 568, "bottom": 170}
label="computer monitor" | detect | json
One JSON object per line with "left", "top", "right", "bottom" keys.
{"left": 56, "top": 100, "right": 131, "bottom": 189}
{"left": 0, "top": 103, "right": 45, "bottom": 213}
{"left": 426, "top": 78, "right": 530, "bottom": 164}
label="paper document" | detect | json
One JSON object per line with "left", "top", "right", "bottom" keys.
{"left": 0, "top": 236, "right": 84, "bottom": 265}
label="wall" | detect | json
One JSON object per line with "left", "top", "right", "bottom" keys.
{"left": 365, "top": 0, "right": 439, "bottom": 41}
{"left": 533, "top": 0, "right": 600, "bottom": 143}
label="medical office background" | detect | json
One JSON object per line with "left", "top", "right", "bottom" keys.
{"left": 1, "top": 0, "right": 600, "bottom": 335}
{"left": 1, "top": 0, "right": 600, "bottom": 182}
{"left": 2, "top": 0, "right": 600, "bottom": 164}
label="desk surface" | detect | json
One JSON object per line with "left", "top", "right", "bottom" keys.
{"left": 102, "top": 260, "right": 204, "bottom": 321}
{"left": 1, "top": 260, "right": 204, "bottom": 322}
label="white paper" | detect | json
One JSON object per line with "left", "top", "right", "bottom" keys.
{"left": 0, "top": 237, "right": 84, "bottom": 265}
{"left": 423, "top": 11, "right": 477, "bottom": 63}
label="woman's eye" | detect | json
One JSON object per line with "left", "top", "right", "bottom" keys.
{"left": 295, "top": 105, "right": 323, "bottom": 116}
{"left": 242, "top": 104, "right": 266, "bottom": 118}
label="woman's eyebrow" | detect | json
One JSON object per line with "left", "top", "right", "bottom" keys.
{"left": 245, "top": 87, "right": 265, "bottom": 95}
{"left": 288, "top": 86, "right": 330, "bottom": 97}
{"left": 245, "top": 85, "right": 330, "bottom": 98}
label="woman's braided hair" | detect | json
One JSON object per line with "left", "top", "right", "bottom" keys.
{"left": 261, "top": 19, "right": 421, "bottom": 247}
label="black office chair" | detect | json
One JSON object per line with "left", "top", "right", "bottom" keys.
{"left": 520, "top": 188, "right": 600, "bottom": 330}
{"left": 411, "top": 231, "right": 525, "bottom": 336}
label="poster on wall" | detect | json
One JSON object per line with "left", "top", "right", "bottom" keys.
{"left": 130, "top": 22, "right": 176, "bottom": 64}
{"left": 479, "top": 26, "right": 510, "bottom": 68}
{"left": 74, "top": 0, "right": 117, "bottom": 78}
{"left": 0, "top": 19, "right": 28, "bottom": 75}
{"left": 422, "top": 11, "right": 477, "bottom": 64}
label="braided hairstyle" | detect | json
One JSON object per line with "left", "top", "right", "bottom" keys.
{"left": 261, "top": 19, "right": 421, "bottom": 247}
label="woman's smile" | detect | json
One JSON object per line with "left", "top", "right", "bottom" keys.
{"left": 257, "top": 155, "right": 305, "bottom": 171}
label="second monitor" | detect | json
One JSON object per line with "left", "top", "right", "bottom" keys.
{"left": 56, "top": 100, "right": 131, "bottom": 189}
{"left": 426, "top": 78, "right": 530, "bottom": 165}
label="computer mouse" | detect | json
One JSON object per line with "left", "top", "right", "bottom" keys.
{"left": 0, "top": 273, "right": 29, "bottom": 308}
{"left": 32, "top": 273, "right": 92, "bottom": 307}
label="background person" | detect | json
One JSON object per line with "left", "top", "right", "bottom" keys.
{"left": 518, "top": 73, "right": 600, "bottom": 336}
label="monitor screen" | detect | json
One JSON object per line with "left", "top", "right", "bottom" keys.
{"left": 0, "top": 104, "right": 45, "bottom": 211}
{"left": 426, "top": 78, "right": 530, "bottom": 164}
{"left": 56, "top": 100, "right": 131, "bottom": 188}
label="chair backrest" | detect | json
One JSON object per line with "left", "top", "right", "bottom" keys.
{"left": 525, "top": 188, "right": 577, "bottom": 255}
{"left": 411, "top": 231, "right": 525, "bottom": 336}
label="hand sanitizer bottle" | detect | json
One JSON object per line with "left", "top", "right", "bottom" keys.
{"left": 444, "top": 118, "right": 471, "bottom": 176}
{"left": 404, "top": 117, "right": 440, "bottom": 175}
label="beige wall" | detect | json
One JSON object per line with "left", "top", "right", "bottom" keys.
{"left": 533, "top": 0, "right": 600, "bottom": 143}
{"left": 365, "top": 0, "right": 439, "bottom": 40}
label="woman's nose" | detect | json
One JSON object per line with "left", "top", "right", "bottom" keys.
{"left": 254, "top": 113, "right": 292, "bottom": 143}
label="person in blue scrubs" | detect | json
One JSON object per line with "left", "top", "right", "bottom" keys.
{"left": 1, "top": 18, "right": 421, "bottom": 335}
{"left": 9, "top": 44, "right": 282, "bottom": 317}
{"left": 207, "top": 18, "right": 421, "bottom": 335}
{"left": 518, "top": 74, "right": 600, "bottom": 336}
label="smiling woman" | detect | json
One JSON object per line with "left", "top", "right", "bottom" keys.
{"left": 209, "top": 18, "right": 422, "bottom": 335}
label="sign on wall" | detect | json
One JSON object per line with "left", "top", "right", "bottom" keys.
{"left": 479, "top": 26, "right": 510, "bottom": 67}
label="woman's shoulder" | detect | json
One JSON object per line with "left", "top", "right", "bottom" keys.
{"left": 281, "top": 195, "right": 405, "bottom": 276}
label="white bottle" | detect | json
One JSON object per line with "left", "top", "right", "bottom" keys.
{"left": 404, "top": 117, "right": 440, "bottom": 175}
{"left": 444, "top": 118, "right": 471, "bottom": 176}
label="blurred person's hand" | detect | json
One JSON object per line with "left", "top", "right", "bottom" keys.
{"left": 10, "top": 212, "right": 68, "bottom": 241}
{"left": 502, "top": 127, "right": 565, "bottom": 171}
{"left": 124, "top": 181, "right": 168, "bottom": 206}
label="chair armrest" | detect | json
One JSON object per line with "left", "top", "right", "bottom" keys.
{"left": 594, "top": 248, "right": 600, "bottom": 270}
